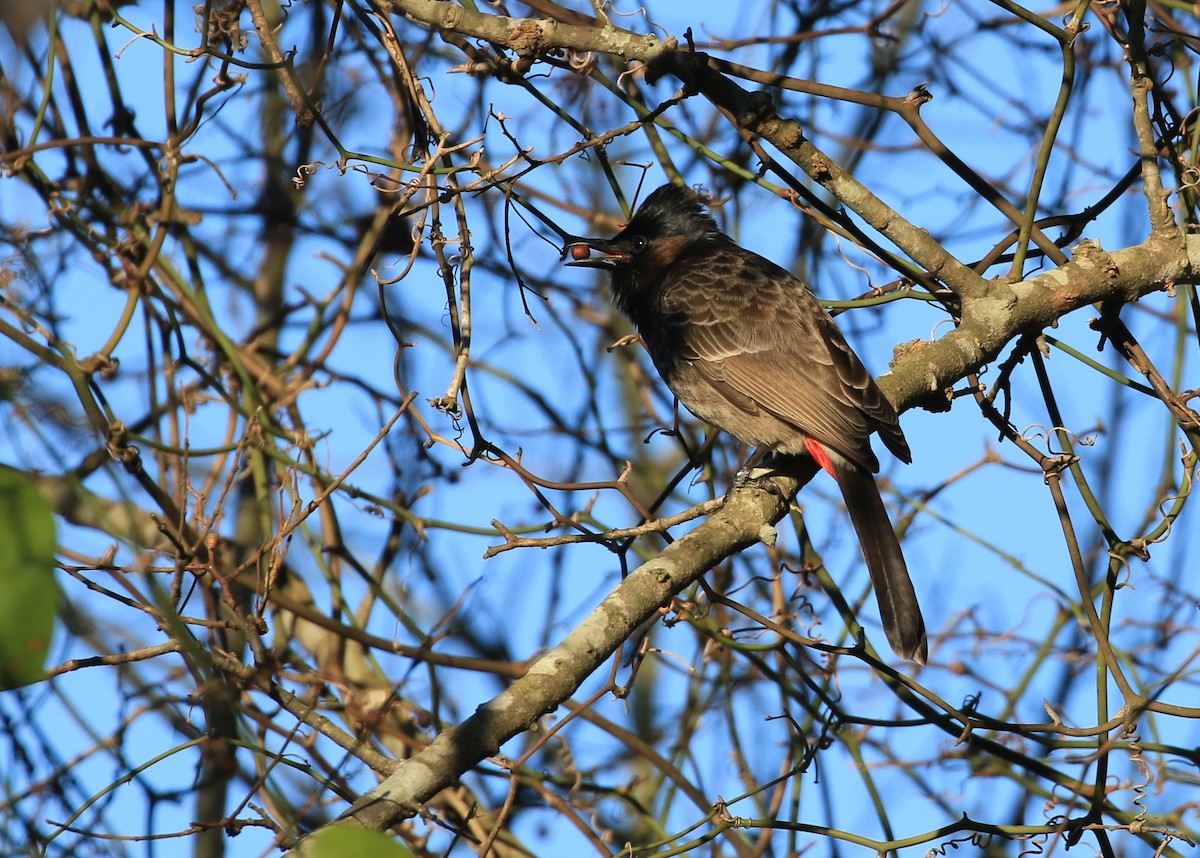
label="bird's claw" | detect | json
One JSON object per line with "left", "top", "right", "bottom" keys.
{"left": 729, "top": 465, "right": 787, "bottom": 499}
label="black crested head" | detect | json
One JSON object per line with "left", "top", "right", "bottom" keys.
{"left": 624, "top": 183, "right": 721, "bottom": 243}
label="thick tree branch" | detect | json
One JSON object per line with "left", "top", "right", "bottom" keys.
{"left": 880, "top": 233, "right": 1198, "bottom": 408}
{"left": 380, "top": 0, "right": 668, "bottom": 59}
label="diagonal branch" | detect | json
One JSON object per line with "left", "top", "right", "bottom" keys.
{"left": 333, "top": 482, "right": 792, "bottom": 836}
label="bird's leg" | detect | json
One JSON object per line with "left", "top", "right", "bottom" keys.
{"left": 730, "top": 449, "right": 788, "bottom": 497}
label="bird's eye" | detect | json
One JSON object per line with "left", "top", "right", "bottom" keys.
{"left": 629, "top": 235, "right": 649, "bottom": 253}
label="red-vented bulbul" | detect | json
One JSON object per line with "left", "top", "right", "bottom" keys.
{"left": 565, "top": 182, "right": 927, "bottom": 664}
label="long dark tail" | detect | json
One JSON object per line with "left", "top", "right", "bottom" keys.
{"left": 831, "top": 459, "right": 928, "bottom": 664}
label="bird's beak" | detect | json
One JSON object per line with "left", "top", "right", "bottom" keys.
{"left": 562, "top": 238, "right": 629, "bottom": 269}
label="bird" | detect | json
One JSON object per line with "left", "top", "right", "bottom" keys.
{"left": 565, "top": 182, "right": 927, "bottom": 664}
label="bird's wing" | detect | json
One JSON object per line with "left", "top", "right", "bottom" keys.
{"left": 663, "top": 244, "right": 908, "bottom": 468}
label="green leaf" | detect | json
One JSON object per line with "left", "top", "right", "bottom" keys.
{"left": 298, "top": 823, "right": 414, "bottom": 858}
{"left": 0, "top": 470, "right": 58, "bottom": 690}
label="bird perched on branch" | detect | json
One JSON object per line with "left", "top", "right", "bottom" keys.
{"left": 565, "top": 182, "right": 927, "bottom": 664}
